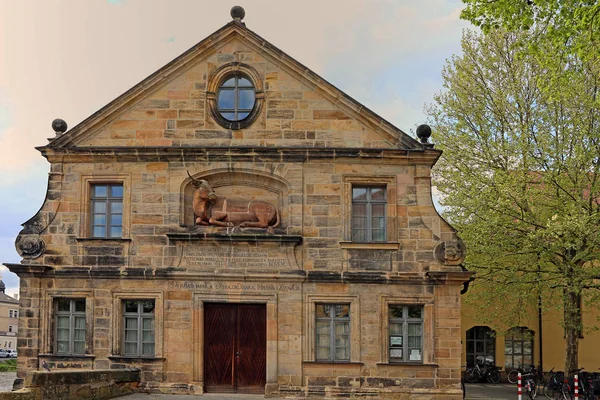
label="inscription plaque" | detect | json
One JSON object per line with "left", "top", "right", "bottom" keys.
{"left": 178, "top": 242, "right": 297, "bottom": 270}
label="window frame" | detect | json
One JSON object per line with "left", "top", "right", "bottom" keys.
{"left": 466, "top": 326, "right": 496, "bottom": 367}
{"left": 304, "top": 295, "right": 360, "bottom": 363}
{"left": 206, "top": 62, "right": 265, "bottom": 130}
{"left": 80, "top": 175, "right": 131, "bottom": 239}
{"left": 388, "top": 305, "right": 424, "bottom": 364}
{"left": 122, "top": 300, "right": 156, "bottom": 357}
{"left": 342, "top": 176, "right": 397, "bottom": 245}
{"left": 53, "top": 298, "right": 87, "bottom": 355}
{"left": 351, "top": 186, "right": 387, "bottom": 242}
{"left": 504, "top": 327, "right": 534, "bottom": 369}
{"left": 90, "top": 183, "right": 124, "bottom": 238}
{"left": 315, "top": 303, "right": 351, "bottom": 362}
{"left": 216, "top": 74, "right": 256, "bottom": 122}
{"left": 112, "top": 291, "right": 163, "bottom": 358}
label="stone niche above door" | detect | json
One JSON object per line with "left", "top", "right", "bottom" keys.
{"left": 181, "top": 169, "right": 291, "bottom": 233}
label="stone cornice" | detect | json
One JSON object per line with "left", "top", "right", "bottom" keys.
{"left": 426, "top": 271, "right": 475, "bottom": 284}
{"left": 37, "top": 146, "right": 442, "bottom": 166}
{"left": 3, "top": 263, "right": 53, "bottom": 277}
{"left": 166, "top": 232, "right": 303, "bottom": 245}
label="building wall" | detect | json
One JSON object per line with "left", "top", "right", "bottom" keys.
{"left": 461, "top": 297, "right": 600, "bottom": 373}
{"left": 9, "top": 26, "right": 470, "bottom": 399}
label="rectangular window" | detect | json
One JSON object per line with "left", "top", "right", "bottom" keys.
{"left": 352, "top": 186, "right": 386, "bottom": 242}
{"left": 122, "top": 300, "right": 155, "bottom": 356}
{"left": 315, "top": 304, "right": 350, "bottom": 362}
{"left": 14, "top": 310, "right": 17, "bottom": 318}
{"left": 7, "top": 326, "right": 12, "bottom": 333}
{"left": 54, "top": 298, "right": 86, "bottom": 355}
{"left": 91, "top": 184, "right": 123, "bottom": 238}
{"left": 8, "top": 310, "right": 12, "bottom": 318}
{"left": 389, "top": 305, "right": 423, "bottom": 363}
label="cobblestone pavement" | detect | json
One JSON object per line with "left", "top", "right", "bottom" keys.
{"left": 0, "top": 372, "right": 16, "bottom": 392}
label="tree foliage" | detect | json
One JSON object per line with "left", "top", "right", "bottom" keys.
{"left": 428, "top": 29, "right": 600, "bottom": 372}
{"left": 461, "top": 0, "right": 600, "bottom": 61}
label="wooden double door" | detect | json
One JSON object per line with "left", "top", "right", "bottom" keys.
{"left": 204, "top": 303, "right": 266, "bottom": 394}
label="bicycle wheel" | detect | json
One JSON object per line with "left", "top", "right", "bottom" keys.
{"left": 487, "top": 370, "right": 501, "bottom": 384}
{"left": 543, "top": 383, "right": 560, "bottom": 399}
{"left": 561, "top": 384, "right": 573, "bottom": 400}
{"left": 508, "top": 370, "right": 520, "bottom": 384}
{"left": 465, "top": 368, "right": 479, "bottom": 383}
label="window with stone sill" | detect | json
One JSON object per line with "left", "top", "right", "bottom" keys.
{"left": 315, "top": 304, "right": 350, "bottom": 362}
{"left": 54, "top": 298, "right": 86, "bottom": 355}
{"left": 90, "top": 184, "right": 123, "bottom": 238}
{"left": 343, "top": 177, "right": 396, "bottom": 245}
{"left": 122, "top": 300, "right": 155, "bottom": 357}
{"left": 388, "top": 305, "right": 423, "bottom": 363}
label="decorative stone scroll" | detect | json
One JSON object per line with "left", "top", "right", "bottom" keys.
{"left": 434, "top": 240, "right": 466, "bottom": 266}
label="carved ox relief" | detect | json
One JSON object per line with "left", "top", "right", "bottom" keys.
{"left": 188, "top": 172, "right": 280, "bottom": 232}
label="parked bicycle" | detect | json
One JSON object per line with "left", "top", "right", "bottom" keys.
{"left": 464, "top": 359, "right": 501, "bottom": 384}
{"left": 522, "top": 372, "right": 538, "bottom": 400}
{"left": 543, "top": 368, "right": 565, "bottom": 399}
{"left": 509, "top": 364, "right": 545, "bottom": 385}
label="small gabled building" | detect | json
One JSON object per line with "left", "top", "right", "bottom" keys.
{"left": 5, "top": 7, "right": 471, "bottom": 398}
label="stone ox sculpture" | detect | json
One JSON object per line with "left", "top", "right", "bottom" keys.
{"left": 188, "top": 173, "right": 280, "bottom": 231}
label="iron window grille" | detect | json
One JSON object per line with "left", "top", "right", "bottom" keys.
{"left": 352, "top": 186, "right": 386, "bottom": 242}
{"left": 388, "top": 305, "right": 423, "bottom": 363}
{"left": 122, "top": 300, "right": 155, "bottom": 357}
{"left": 315, "top": 304, "right": 350, "bottom": 362}
{"left": 54, "top": 298, "right": 86, "bottom": 355}
{"left": 217, "top": 75, "right": 256, "bottom": 122}
{"left": 91, "top": 184, "right": 123, "bottom": 238}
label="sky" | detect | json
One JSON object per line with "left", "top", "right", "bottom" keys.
{"left": 0, "top": 0, "right": 471, "bottom": 297}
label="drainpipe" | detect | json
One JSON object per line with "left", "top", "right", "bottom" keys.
{"left": 538, "top": 294, "right": 543, "bottom": 371}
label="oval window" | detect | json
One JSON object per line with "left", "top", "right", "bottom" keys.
{"left": 217, "top": 75, "right": 256, "bottom": 121}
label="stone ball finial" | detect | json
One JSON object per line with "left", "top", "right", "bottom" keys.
{"left": 52, "top": 119, "right": 68, "bottom": 135}
{"left": 416, "top": 124, "right": 432, "bottom": 144}
{"left": 231, "top": 6, "right": 245, "bottom": 22}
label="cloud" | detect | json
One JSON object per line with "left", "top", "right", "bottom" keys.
{"left": 107, "top": 0, "right": 126, "bottom": 5}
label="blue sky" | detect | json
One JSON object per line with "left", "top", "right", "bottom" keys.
{"left": 0, "top": 0, "right": 470, "bottom": 296}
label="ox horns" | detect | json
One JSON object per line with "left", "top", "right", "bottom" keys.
{"left": 187, "top": 171, "right": 202, "bottom": 188}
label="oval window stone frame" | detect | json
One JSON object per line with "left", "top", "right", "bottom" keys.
{"left": 207, "top": 62, "right": 264, "bottom": 130}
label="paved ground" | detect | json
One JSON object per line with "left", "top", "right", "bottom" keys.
{"left": 0, "top": 372, "right": 16, "bottom": 392}
{"left": 465, "top": 382, "right": 517, "bottom": 399}
{"left": 118, "top": 384, "right": 519, "bottom": 400}
{"left": 120, "top": 395, "right": 265, "bottom": 400}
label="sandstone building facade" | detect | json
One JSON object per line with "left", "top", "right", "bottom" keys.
{"left": 6, "top": 8, "right": 471, "bottom": 399}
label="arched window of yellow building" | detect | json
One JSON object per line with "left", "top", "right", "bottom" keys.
{"left": 466, "top": 326, "right": 495, "bottom": 367}
{"left": 504, "top": 327, "right": 534, "bottom": 369}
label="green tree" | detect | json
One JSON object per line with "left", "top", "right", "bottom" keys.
{"left": 428, "top": 29, "right": 600, "bottom": 373}
{"left": 461, "top": 0, "right": 600, "bottom": 60}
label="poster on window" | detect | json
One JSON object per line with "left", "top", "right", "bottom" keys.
{"left": 409, "top": 349, "right": 421, "bottom": 361}
{"left": 390, "top": 349, "right": 403, "bottom": 358}
{"left": 390, "top": 336, "right": 402, "bottom": 346}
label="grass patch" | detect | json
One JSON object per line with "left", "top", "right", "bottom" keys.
{"left": 0, "top": 359, "right": 17, "bottom": 372}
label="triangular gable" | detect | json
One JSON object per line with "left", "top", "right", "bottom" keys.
{"left": 45, "top": 20, "right": 422, "bottom": 150}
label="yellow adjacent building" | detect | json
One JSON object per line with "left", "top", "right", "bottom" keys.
{"left": 0, "top": 277, "right": 19, "bottom": 351}
{"left": 462, "top": 293, "right": 600, "bottom": 374}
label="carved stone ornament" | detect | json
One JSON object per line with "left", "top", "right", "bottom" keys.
{"left": 434, "top": 240, "right": 466, "bottom": 265}
{"left": 15, "top": 234, "right": 46, "bottom": 259}
{"left": 188, "top": 173, "right": 280, "bottom": 233}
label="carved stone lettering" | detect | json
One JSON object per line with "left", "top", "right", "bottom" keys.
{"left": 167, "top": 281, "right": 300, "bottom": 292}
{"left": 180, "top": 243, "right": 296, "bottom": 269}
